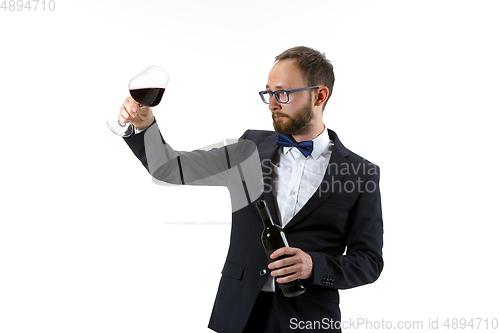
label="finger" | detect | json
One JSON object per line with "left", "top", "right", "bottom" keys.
{"left": 121, "top": 98, "right": 142, "bottom": 122}
{"left": 268, "top": 256, "right": 296, "bottom": 270}
{"left": 276, "top": 272, "right": 300, "bottom": 284}
{"left": 270, "top": 247, "right": 296, "bottom": 259}
{"left": 118, "top": 105, "right": 132, "bottom": 123}
{"left": 274, "top": 264, "right": 310, "bottom": 283}
{"left": 125, "top": 97, "right": 140, "bottom": 114}
{"left": 271, "top": 265, "right": 295, "bottom": 278}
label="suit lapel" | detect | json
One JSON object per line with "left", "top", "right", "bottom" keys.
{"left": 284, "top": 129, "right": 350, "bottom": 230}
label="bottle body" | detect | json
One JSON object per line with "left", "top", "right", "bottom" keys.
{"left": 257, "top": 200, "right": 306, "bottom": 297}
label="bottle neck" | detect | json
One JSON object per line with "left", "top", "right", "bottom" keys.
{"left": 257, "top": 200, "right": 276, "bottom": 229}
{"left": 261, "top": 217, "right": 275, "bottom": 229}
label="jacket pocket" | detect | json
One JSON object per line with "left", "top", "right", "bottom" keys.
{"left": 221, "top": 261, "right": 245, "bottom": 280}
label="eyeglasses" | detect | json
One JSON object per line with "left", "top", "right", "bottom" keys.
{"left": 259, "top": 86, "right": 320, "bottom": 104}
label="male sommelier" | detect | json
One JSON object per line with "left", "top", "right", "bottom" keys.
{"left": 117, "top": 46, "right": 383, "bottom": 332}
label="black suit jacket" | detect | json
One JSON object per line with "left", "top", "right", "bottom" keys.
{"left": 124, "top": 124, "right": 383, "bottom": 333}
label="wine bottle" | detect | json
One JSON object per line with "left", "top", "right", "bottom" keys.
{"left": 256, "top": 199, "right": 306, "bottom": 297}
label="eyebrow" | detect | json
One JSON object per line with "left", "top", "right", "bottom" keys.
{"left": 265, "top": 85, "right": 284, "bottom": 90}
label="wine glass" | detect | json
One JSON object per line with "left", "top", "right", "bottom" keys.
{"left": 107, "top": 65, "right": 169, "bottom": 137}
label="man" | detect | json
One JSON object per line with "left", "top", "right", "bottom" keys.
{"left": 118, "top": 46, "right": 383, "bottom": 332}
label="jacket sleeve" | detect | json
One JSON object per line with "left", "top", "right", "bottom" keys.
{"left": 123, "top": 122, "right": 264, "bottom": 211}
{"left": 307, "top": 167, "right": 384, "bottom": 290}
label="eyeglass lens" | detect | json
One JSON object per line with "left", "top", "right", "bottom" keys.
{"left": 262, "top": 91, "right": 289, "bottom": 104}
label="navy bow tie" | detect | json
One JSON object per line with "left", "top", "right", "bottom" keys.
{"left": 276, "top": 134, "right": 314, "bottom": 157}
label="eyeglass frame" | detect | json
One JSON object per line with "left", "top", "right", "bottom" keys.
{"left": 259, "top": 86, "right": 321, "bottom": 104}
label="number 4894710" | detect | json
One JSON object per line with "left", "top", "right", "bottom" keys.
{"left": 1, "top": 0, "right": 56, "bottom": 11}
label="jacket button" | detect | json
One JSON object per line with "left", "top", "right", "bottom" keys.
{"left": 259, "top": 269, "right": 267, "bottom": 276}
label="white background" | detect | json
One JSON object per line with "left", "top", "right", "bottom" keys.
{"left": 1, "top": 0, "right": 499, "bottom": 332}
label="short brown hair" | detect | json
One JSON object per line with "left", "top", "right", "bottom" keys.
{"left": 275, "top": 46, "right": 334, "bottom": 109}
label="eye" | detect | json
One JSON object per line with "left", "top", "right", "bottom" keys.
{"left": 277, "top": 90, "right": 288, "bottom": 102}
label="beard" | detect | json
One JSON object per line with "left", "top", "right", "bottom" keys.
{"left": 272, "top": 100, "right": 314, "bottom": 136}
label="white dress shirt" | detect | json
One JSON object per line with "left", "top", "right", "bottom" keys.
{"left": 262, "top": 126, "right": 334, "bottom": 292}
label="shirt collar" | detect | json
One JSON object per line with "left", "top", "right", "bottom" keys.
{"left": 310, "top": 127, "right": 331, "bottom": 160}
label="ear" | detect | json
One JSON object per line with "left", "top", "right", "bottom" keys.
{"left": 314, "top": 86, "right": 329, "bottom": 107}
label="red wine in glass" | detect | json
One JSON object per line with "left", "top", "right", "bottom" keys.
{"left": 107, "top": 65, "right": 169, "bottom": 137}
{"left": 130, "top": 87, "right": 165, "bottom": 107}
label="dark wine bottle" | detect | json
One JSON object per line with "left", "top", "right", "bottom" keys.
{"left": 256, "top": 199, "right": 306, "bottom": 297}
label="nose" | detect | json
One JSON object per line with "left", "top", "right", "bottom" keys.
{"left": 268, "top": 94, "right": 281, "bottom": 112}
